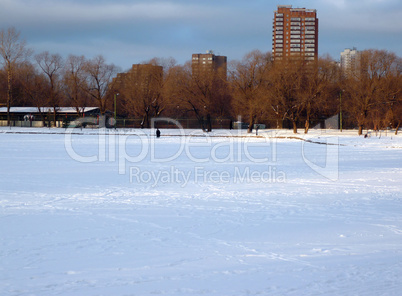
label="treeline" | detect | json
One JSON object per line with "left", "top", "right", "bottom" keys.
{"left": 1, "top": 27, "right": 401, "bottom": 134}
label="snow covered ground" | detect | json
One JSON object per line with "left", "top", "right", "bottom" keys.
{"left": 1, "top": 126, "right": 402, "bottom": 296}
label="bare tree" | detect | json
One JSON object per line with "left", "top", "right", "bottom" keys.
{"left": 163, "top": 61, "right": 228, "bottom": 132}
{"left": 191, "top": 65, "right": 226, "bottom": 131}
{"left": 18, "top": 62, "right": 49, "bottom": 126}
{"left": 299, "top": 56, "right": 339, "bottom": 133}
{"left": 394, "top": 58, "right": 402, "bottom": 134}
{"left": 267, "top": 58, "right": 304, "bottom": 133}
{"left": 229, "top": 50, "right": 272, "bottom": 133}
{"left": 345, "top": 49, "right": 398, "bottom": 135}
{"left": 35, "top": 51, "right": 64, "bottom": 127}
{"left": 0, "top": 27, "right": 31, "bottom": 125}
{"left": 149, "top": 57, "right": 178, "bottom": 119}
{"left": 63, "top": 55, "right": 91, "bottom": 116}
{"left": 161, "top": 64, "right": 189, "bottom": 118}
{"left": 392, "top": 99, "right": 402, "bottom": 135}
{"left": 117, "top": 62, "right": 165, "bottom": 128}
{"left": 83, "top": 56, "right": 118, "bottom": 115}
{"left": 170, "top": 62, "right": 207, "bottom": 131}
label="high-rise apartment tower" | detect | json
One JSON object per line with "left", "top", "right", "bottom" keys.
{"left": 340, "top": 48, "right": 360, "bottom": 77}
{"left": 272, "top": 5, "right": 318, "bottom": 61}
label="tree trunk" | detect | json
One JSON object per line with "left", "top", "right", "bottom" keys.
{"left": 276, "top": 118, "right": 283, "bottom": 129}
{"left": 7, "top": 66, "right": 12, "bottom": 126}
{"left": 53, "top": 107, "right": 57, "bottom": 127}
{"left": 6, "top": 100, "right": 11, "bottom": 127}
{"left": 247, "top": 114, "right": 256, "bottom": 133}
{"left": 187, "top": 101, "right": 206, "bottom": 132}
{"left": 292, "top": 120, "right": 298, "bottom": 134}
{"left": 193, "top": 111, "right": 206, "bottom": 132}
{"left": 358, "top": 125, "right": 363, "bottom": 135}
{"left": 99, "top": 99, "right": 106, "bottom": 115}
{"left": 141, "top": 110, "right": 151, "bottom": 128}
{"left": 206, "top": 114, "right": 212, "bottom": 132}
{"left": 304, "top": 118, "right": 310, "bottom": 134}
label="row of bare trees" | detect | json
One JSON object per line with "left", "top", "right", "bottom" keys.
{"left": 145, "top": 50, "right": 400, "bottom": 135}
{"left": 114, "top": 52, "right": 338, "bottom": 133}
{"left": 229, "top": 50, "right": 401, "bottom": 134}
{"left": 341, "top": 50, "right": 402, "bottom": 134}
{"left": 1, "top": 27, "right": 401, "bottom": 134}
{"left": 0, "top": 27, "right": 119, "bottom": 127}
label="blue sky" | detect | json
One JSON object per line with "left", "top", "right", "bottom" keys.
{"left": 1, "top": 0, "right": 401, "bottom": 71}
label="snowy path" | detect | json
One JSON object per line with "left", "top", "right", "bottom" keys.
{"left": 1, "top": 128, "right": 402, "bottom": 295}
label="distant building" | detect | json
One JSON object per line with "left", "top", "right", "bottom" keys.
{"left": 114, "top": 64, "right": 163, "bottom": 91}
{"left": 112, "top": 64, "right": 164, "bottom": 120}
{"left": 191, "top": 51, "right": 227, "bottom": 80}
{"left": 340, "top": 48, "right": 361, "bottom": 77}
{"left": 272, "top": 5, "right": 318, "bottom": 61}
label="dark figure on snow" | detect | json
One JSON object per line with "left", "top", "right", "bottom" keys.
{"left": 156, "top": 128, "right": 161, "bottom": 138}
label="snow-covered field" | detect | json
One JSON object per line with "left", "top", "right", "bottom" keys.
{"left": 1, "top": 126, "right": 402, "bottom": 296}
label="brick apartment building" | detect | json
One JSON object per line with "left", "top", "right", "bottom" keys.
{"left": 114, "top": 64, "right": 163, "bottom": 90}
{"left": 191, "top": 51, "right": 227, "bottom": 80}
{"left": 272, "top": 5, "right": 318, "bottom": 61}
